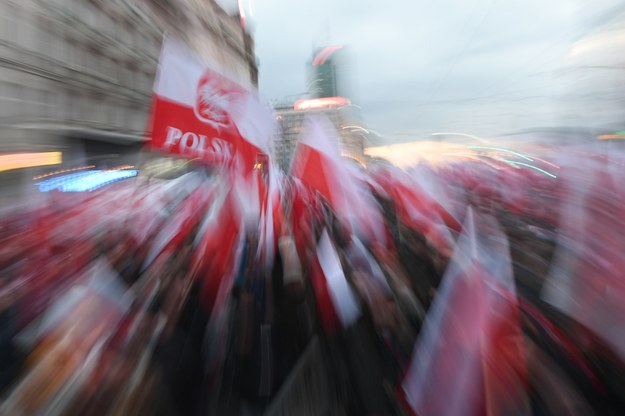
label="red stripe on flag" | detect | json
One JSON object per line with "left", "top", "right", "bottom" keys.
{"left": 150, "top": 95, "right": 260, "bottom": 173}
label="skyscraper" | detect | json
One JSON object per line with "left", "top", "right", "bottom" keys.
{"left": 308, "top": 45, "right": 347, "bottom": 99}
{"left": 272, "top": 45, "right": 367, "bottom": 171}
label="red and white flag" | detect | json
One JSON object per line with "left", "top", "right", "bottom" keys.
{"left": 309, "top": 228, "right": 361, "bottom": 333}
{"left": 290, "top": 116, "right": 345, "bottom": 207}
{"left": 193, "top": 176, "right": 246, "bottom": 312}
{"left": 149, "top": 36, "right": 274, "bottom": 173}
{"left": 400, "top": 208, "right": 528, "bottom": 416}
{"left": 542, "top": 154, "right": 625, "bottom": 362}
{"left": 287, "top": 177, "right": 319, "bottom": 260}
{"left": 291, "top": 115, "right": 386, "bottom": 243}
{"left": 256, "top": 163, "right": 286, "bottom": 270}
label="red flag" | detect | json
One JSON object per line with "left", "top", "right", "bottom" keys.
{"left": 193, "top": 178, "right": 245, "bottom": 312}
{"left": 372, "top": 167, "right": 458, "bottom": 255}
{"left": 149, "top": 37, "right": 271, "bottom": 173}
{"left": 290, "top": 142, "right": 342, "bottom": 207}
{"left": 291, "top": 116, "right": 387, "bottom": 243}
{"left": 287, "top": 178, "right": 318, "bottom": 260}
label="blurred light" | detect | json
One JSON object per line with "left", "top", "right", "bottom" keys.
{"left": 432, "top": 132, "right": 488, "bottom": 143}
{"left": 597, "top": 134, "right": 625, "bottom": 140}
{"left": 294, "top": 97, "right": 351, "bottom": 110}
{"left": 36, "top": 171, "right": 100, "bottom": 192}
{"left": 529, "top": 156, "right": 560, "bottom": 169}
{"left": 62, "top": 171, "right": 137, "bottom": 192}
{"left": 37, "top": 170, "right": 138, "bottom": 192}
{"left": 365, "top": 141, "right": 466, "bottom": 167}
{"left": 342, "top": 125, "right": 370, "bottom": 133}
{"left": 0, "top": 152, "right": 62, "bottom": 173}
{"left": 238, "top": 0, "right": 246, "bottom": 30}
{"left": 312, "top": 45, "right": 343, "bottom": 66}
{"left": 109, "top": 165, "right": 135, "bottom": 170}
{"left": 467, "top": 146, "right": 534, "bottom": 162}
{"left": 33, "top": 165, "right": 96, "bottom": 180}
{"left": 340, "top": 153, "right": 367, "bottom": 168}
{"left": 501, "top": 160, "right": 557, "bottom": 178}
{"left": 442, "top": 152, "right": 503, "bottom": 170}
{"left": 441, "top": 152, "right": 480, "bottom": 158}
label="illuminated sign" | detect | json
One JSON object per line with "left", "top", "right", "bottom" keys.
{"left": 0, "top": 152, "right": 62, "bottom": 173}
{"left": 36, "top": 170, "right": 138, "bottom": 192}
{"left": 294, "top": 97, "right": 351, "bottom": 111}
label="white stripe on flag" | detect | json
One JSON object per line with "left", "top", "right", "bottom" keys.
{"left": 317, "top": 229, "right": 361, "bottom": 328}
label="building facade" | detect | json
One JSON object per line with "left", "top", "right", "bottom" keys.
{"left": 0, "top": 0, "right": 257, "bottom": 200}
{"left": 273, "top": 45, "right": 366, "bottom": 171}
{"left": 274, "top": 101, "right": 366, "bottom": 171}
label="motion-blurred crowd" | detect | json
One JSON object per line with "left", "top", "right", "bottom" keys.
{"left": 1, "top": 140, "right": 625, "bottom": 416}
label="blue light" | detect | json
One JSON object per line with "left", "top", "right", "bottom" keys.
{"left": 500, "top": 160, "right": 557, "bottom": 178}
{"left": 37, "top": 171, "right": 98, "bottom": 192}
{"left": 467, "top": 146, "right": 534, "bottom": 162}
{"left": 36, "top": 170, "right": 138, "bottom": 192}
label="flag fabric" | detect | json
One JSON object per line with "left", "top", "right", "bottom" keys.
{"left": 149, "top": 36, "right": 273, "bottom": 173}
{"left": 148, "top": 34, "right": 283, "bottom": 302}
{"left": 287, "top": 177, "right": 319, "bottom": 261}
{"left": 290, "top": 115, "right": 386, "bottom": 243}
{"left": 290, "top": 116, "right": 351, "bottom": 212}
{"left": 542, "top": 155, "right": 625, "bottom": 362}
{"left": 371, "top": 167, "right": 458, "bottom": 255}
{"left": 141, "top": 183, "right": 214, "bottom": 272}
{"left": 257, "top": 164, "right": 285, "bottom": 270}
{"left": 309, "top": 229, "right": 361, "bottom": 333}
{"left": 400, "top": 208, "right": 528, "bottom": 416}
{"left": 192, "top": 176, "right": 246, "bottom": 312}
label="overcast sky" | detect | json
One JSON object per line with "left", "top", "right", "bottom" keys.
{"left": 238, "top": 0, "right": 625, "bottom": 141}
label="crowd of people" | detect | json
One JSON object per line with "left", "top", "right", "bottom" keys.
{"left": 1, "top": 139, "right": 625, "bottom": 415}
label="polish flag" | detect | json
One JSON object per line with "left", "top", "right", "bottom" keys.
{"left": 149, "top": 36, "right": 274, "bottom": 173}
{"left": 309, "top": 229, "right": 361, "bottom": 333}
{"left": 289, "top": 116, "right": 344, "bottom": 209}
{"left": 372, "top": 167, "right": 458, "bottom": 254}
{"left": 290, "top": 115, "right": 385, "bottom": 242}
{"left": 193, "top": 176, "right": 246, "bottom": 312}
{"left": 287, "top": 177, "right": 319, "bottom": 260}
{"left": 542, "top": 156, "right": 625, "bottom": 362}
{"left": 257, "top": 163, "right": 285, "bottom": 270}
{"left": 400, "top": 208, "right": 528, "bottom": 416}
